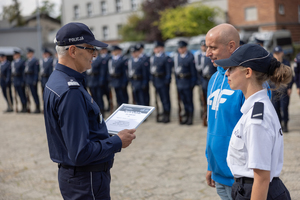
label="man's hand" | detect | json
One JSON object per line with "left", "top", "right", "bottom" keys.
{"left": 206, "top": 170, "right": 215, "bottom": 187}
{"left": 117, "top": 129, "right": 136, "bottom": 148}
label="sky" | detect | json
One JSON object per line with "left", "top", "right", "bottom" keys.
{"left": 0, "top": 0, "right": 61, "bottom": 18}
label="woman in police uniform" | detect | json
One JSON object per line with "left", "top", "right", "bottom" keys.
{"left": 214, "top": 44, "right": 292, "bottom": 200}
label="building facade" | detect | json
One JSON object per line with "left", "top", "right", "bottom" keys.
{"left": 228, "top": 0, "right": 300, "bottom": 43}
{"left": 61, "top": 0, "right": 227, "bottom": 44}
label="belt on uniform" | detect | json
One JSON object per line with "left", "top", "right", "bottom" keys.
{"left": 130, "top": 75, "right": 143, "bottom": 80}
{"left": 110, "top": 74, "right": 121, "bottom": 78}
{"left": 41, "top": 74, "right": 50, "bottom": 77}
{"left": 176, "top": 73, "right": 191, "bottom": 79}
{"left": 235, "top": 177, "right": 279, "bottom": 184}
{"left": 58, "top": 159, "right": 114, "bottom": 172}
{"left": 152, "top": 73, "right": 165, "bottom": 78}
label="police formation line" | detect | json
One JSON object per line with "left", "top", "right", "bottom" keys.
{"left": 1, "top": 40, "right": 298, "bottom": 130}
{"left": 0, "top": 40, "right": 216, "bottom": 126}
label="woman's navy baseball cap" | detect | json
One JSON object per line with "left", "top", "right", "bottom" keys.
{"left": 214, "top": 44, "right": 272, "bottom": 74}
{"left": 55, "top": 22, "right": 108, "bottom": 48}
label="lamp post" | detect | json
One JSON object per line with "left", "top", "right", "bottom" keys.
{"left": 36, "top": 0, "right": 43, "bottom": 59}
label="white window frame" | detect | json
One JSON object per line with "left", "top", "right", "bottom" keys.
{"left": 87, "top": 2, "right": 92, "bottom": 17}
{"left": 245, "top": 7, "right": 258, "bottom": 21}
{"left": 116, "top": 0, "right": 122, "bottom": 13}
{"left": 101, "top": 1, "right": 107, "bottom": 15}
{"left": 131, "top": 0, "right": 137, "bottom": 11}
{"left": 279, "top": 4, "right": 285, "bottom": 15}
{"left": 103, "top": 26, "right": 109, "bottom": 40}
{"left": 74, "top": 5, "right": 79, "bottom": 19}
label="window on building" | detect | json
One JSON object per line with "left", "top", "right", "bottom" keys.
{"left": 87, "top": 3, "right": 92, "bottom": 17}
{"left": 245, "top": 7, "right": 258, "bottom": 21}
{"left": 74, "top": 5, "right": 79, "bottom": 19}
{"left": 279, "top": 4, "right": 285, "bottom": 15}
{"left": 298, "top": 5, "right": 300, "bottom": 23}
{"left": 116, "top": 0, "right": 122, "bottom": 13}
{"left": 117, "top": 24, "right": 123, "bottom": 39}
{"left": 101, "top": 1, "right": 107, "bottom": 15}
{"left": 131, "top": 0, "right": 137, "bottom": 11}
{"left": 103, "top": 26, "right": 109, "bottom": 40}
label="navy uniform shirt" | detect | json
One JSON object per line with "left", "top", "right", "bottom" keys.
{"left": 150, "top": 52, "right": 173, "bottom": 88}
{"left": 11, "top": 58, "right": 26, "bottom": 86}
{"left": 43, "top": 63, "right": 122, "bottom": 166}
{"left": 0, "top": 60, "right": 12, "bottom": 85}
{"left": 25, "top": 57, "right": 39, "bottom": 85}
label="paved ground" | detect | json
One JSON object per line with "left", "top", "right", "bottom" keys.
{"left": 0, "top": 82, "right": 299, "bottom": 200}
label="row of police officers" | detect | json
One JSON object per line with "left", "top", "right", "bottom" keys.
{"left": 0, "top": 47, "right": 57, "bottom": 113}
{"left": 0, "top": 40, "right": 216, "bottom": 126}
{"left": 84, "top": 40, "right": 216, "bottom": 125}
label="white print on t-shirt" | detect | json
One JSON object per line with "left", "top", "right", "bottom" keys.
{"left": 207, "top": 89, "right": 234, "bottom": 111}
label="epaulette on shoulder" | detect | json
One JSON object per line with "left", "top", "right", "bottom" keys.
{"left": 251, "top": 102, "right": 264, "bottom": 120}
{"left": 66, "top": 77, "right": 80, "bottom": 88}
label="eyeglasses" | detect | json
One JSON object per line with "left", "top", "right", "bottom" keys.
{"left": 66, "top": 46, "right": 97, "bottom": 54}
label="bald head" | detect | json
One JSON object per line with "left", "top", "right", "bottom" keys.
{"left": 205, "top": 24, "right": 240, "bottom": 67}
{"left": 207, "top": 23, "right": 240, "bottom": 47}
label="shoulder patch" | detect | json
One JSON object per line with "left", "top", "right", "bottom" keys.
{"left": 67, "top": 77, "right": 80, "bottom": 88}
{"left": 251, "top": 102, "right": 264, "bottom": 120}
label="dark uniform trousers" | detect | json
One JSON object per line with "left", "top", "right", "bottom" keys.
{"left": 58, "top": 165, "right": 111, "bottom": 200}
{"left": 232, "top": 177, "right": 291, "bottom": 200}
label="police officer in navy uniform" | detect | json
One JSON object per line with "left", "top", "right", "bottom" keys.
{"left": 0, "top": 54, "right": 13, "bottom": 112}
{"left": 294, "top": 52, "right": 300, "bottom": 97}
{"left": 270, "top": 46, "right": 294, "bottom": 132}
{"left": 194, "top": 40, "right": 216, "bottom": 126}
{"left": 11, "top": 50, "right": 27, "bottom": 113}
{"left": 40, "top": 48, "right": 54, "bottom": 94}
{"left": 128, "top": 45, "right": 149, "bottom": 106}
{"left": 43, "top": 22, "right": 136, "bottom": 200}
{"left": 108, "top": 45, "right": 129, "bottom": 107}
{"left": 25, "top": 47, "right": 40, "bottom": 113}
{"left": 99, "top": 47, "right": 112, "bottom": 112}
{"left": 137, "top": 43, "right": 150, "bottom": 106}
{"left": 150, "top": 41, "right": 173, "bottom": 123}
{"left": 174, "top": 40, "right": 197, "bottom": 125}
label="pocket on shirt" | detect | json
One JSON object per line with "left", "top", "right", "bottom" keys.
{"left": 229, "top": 136, "right": 246, "bottom": 166}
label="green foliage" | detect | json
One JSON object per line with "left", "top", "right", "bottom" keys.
{"left": 31, "top": 0, "right": 55, "bottom": 17}
{"left": 119, "top": 14, "right": 145, "bottom": 41}
{"left": 2, "top": 0, "right": 25, "bottom": 26}
{"left": 158, "top": 4, "right": 219, "bottom": 40}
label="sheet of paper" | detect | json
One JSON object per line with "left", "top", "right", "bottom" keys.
{"left": 105, "top": 104, "right": 155, "bottom": 135}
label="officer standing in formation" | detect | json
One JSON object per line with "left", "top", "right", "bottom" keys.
{"left": 128, "top": 45, "right": 150, "bottom": 106}
{"left": 0, "top": 54, "right": 13, "bottom": 112}
{"left": 11, "top": 50, "right": 27, "bottom": 113}
{"left": 40, "top": 48, "right": 54, "bottom": 94}
{"left": 25, "top": 48, "right": 40, "bottom": 113}
{"left": 98, "top": 47, "right": 112, "bottom": 113}
{"left": 294, "top": 51, "right": 300, "bottom": 97}
{"left": 150, "top": 41, "right": 173, "bottom": 123}
{"left": 270, "top": 46, "right": 294, "bottom": 133}
{"left": 137, "top": 43, "right": 150, "bottom": 106}
{"left": 174, "top": 40, "right": 197, "bottom": 125}
{"left": 108, "top": 45, "right": 129, "bottom": 107}
{"left": 194, "top": 40, "right": 216, "bottom": 126}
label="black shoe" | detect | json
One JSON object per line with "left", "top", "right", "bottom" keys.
{"left": 163, "top": 112, "right": 170, "bottom": 123}
{"left": 4, "top": 107, "right": 13, "bottom": 113}
{"left": 180, "top": 113, "right": 188, "bottom": 125}
{"left": 156, "top": 113, "right": 164, "bottom": 123}
{"left": 186, "top": 113, "right": 193, "bottom": 125}
{"left": 33, "top": 108, "right": 41, "bottom": 114}
{"left": 282, "top": 122, "right": 288, "bottom": 133}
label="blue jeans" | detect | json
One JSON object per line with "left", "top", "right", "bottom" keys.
{"left": 216, "top": 182, "right": 232, "bottom": 200}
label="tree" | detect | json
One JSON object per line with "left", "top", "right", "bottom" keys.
{"left": 137, "top": 0, "right": 187, "bottom": 42}
{"left": 2, "top": 0, "right": 25, "bottom": 26}
{"left": 31, "top": 0, "right": 56, "bottom": 17}
{"left": 119, "top": 14, "right": 145, "bottom": 41}
{"left": 158, "top": 3, "right": 219, "bottom": 40}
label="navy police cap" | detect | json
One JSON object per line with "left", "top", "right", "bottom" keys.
{"left": 200, "top": 40, "right": 206, "bottom": 46}
{"left": 55, "top": 22, "right": 108, "bottom": 48}
{"left": 130, "top": 45, "right": 139, "bottom": 53}
{"left": 0, "top": 53, "right": 5, "bottom": 57}
{"left": 178, "top": 40, "right": 188, "bottom": 47}
{"left": 214, "top": 43, "right": 272, "bottom": 74}
{"left": 254, "top": 37, "right": 264, "bottom": 45}
{"left": 14, "top": 49, "right": 21, "bottom": 54}
{"left": 111, "top": 45, "right": 122, "bottom": 51}
{"left": 154, "top": 41, "right": 164, "bottom": 47}
{"left": 27, "top": 47, "right": 35, "bottom": 53}
{"left": 273, "top": 46, "right": 283, "bottom": 53}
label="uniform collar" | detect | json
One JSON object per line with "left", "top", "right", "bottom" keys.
{"left": 55, "top": 63, "right": 85, "bottom": 82}
{"left": 241, "top": 89, "right": 269, "bottom": 114}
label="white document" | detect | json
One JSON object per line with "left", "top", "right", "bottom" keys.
{"left": 105, "top": 104, "right": 155, "bottom": 135}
